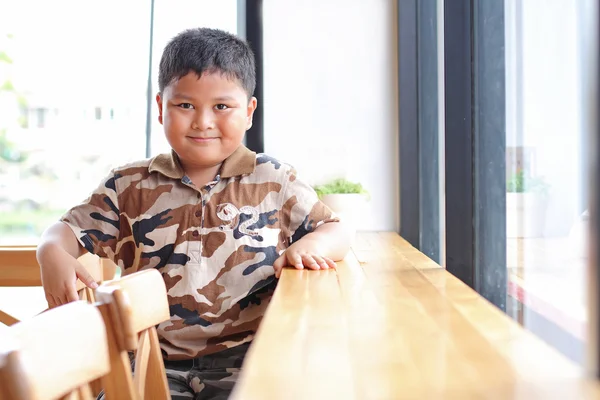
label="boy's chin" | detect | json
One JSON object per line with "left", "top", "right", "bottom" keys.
{"left": 178, "top": 148, "right": 232, "bottom": 166}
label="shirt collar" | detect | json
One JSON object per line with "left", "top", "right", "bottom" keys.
{"left": 148, "top": 145, "right": 257, "bottom": 180}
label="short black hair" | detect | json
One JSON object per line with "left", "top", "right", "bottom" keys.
{"left": 158, "top": 28, "right": 256, "bottom": 98}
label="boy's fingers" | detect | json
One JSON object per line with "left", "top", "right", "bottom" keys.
{"left": 325, "top": 258, "right": 337, "bottom": 270}
{"left": 292, "top": 254, "right": 304, "bottom": 270}
{"left": 74, "top": 264, "right": 99, "bottom": 289}
{"left": 66, "top": 286, "right": 80, "bottom": 303}
{"left": 273, "top": 254, "right": 285, "bottom": 269}
{"left": 312, "top": 255, "right": 328, "bottom": 269}
{"left": 302, "top": 254, "right": 319, "bottom": 270}
{"left": 45, "top": 293, "right": 57, "bottom": 309}
{"left": 273, "top": 254, "right": 286, "bottom": 278}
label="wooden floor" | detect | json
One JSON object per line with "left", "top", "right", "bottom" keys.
{"left": 232, "top": 232, "right": 600, "bottom": 399}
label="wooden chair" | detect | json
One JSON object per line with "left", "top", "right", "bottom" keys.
{"left": 95, "top": 269, "right": 171, "bottom": 400}
{"left": 0, "top": 247, "right": 117, "bottom": 326}
{"left": 0, "top": 301, "right": 110, "bottom": 400}
{"left": 76, "top": 257, "right": 118, "bottom": 304}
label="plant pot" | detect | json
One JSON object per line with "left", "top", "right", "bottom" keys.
{"left": 319, "top": 193, "right": 366, "bottom": 229}
{"left": 506, "top": 192, "right": 548, "bottom": 238}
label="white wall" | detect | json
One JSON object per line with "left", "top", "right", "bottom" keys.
{"left": 262, "top": 0, "right": 399, "bottom": 231}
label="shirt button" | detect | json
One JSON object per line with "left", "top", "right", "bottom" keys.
{"left": 195, "top": 210, "right": 201, "bottom": 218}
{"left": 192, "top": 231, "right": 199, "bottom": 237}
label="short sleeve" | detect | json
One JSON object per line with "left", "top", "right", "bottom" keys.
{"left": 280, "top": 167, "right": 340, "bottom": 245}
{"left": 60, "top": 170, "right": 120, "bottom": 260}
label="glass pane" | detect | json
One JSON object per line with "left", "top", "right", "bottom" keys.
{"left": 505, "top": 0, "right": 596, "bottom": 364}
{"left": 0, "top": 0, "right": 150, "bottom": 245}
{"left": 149, "top": 0, "right": 238, "bottom": 157}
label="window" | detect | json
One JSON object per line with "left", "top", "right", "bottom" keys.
{"left": 0, "top": 0, "right": 151, "bottom": 245}
{"left": 503, "top": 0, "right": 595, "bottom": 364}
{"left": 402, "top": 0, "right": 598, "bottom": 364}
{"left": 0, "top": 0, "right": 241, "bottom": 245}
{"left": 34, "top": 108, "right": 47, "bottom": 128}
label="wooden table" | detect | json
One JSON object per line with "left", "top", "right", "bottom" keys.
{"left": 231, "top": 232, "right": 600, "bottom": 399}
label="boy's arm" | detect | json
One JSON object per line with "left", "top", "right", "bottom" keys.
{"left": 273, "top": 221, "right": 352, "bottom": 278}
{"left": 37, "top": 221, "right": 87, "bottom": 260}
{"left": 273, "top": 165, "right": 353, "bottom": 278}
{"left": 36, "top": 222, "right": 99, "bottom": 308}
{"left": 36, "top": 169, "right": 121, "bottom": 307}
{"left": 298, "top": 221, "right": 352, "bottom": 261}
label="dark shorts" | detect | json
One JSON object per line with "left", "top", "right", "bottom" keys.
{"left": 98, "top": 343, "right": 250, "bottom": 400}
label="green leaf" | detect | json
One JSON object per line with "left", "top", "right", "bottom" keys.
{"left": 17, "top": 95, "right": 28, "bottom": 108}
{"left": 0, "top": 51, "right": 13, "bottom": 64}
{"left": 0, "top": 80, "right": 14, "bottom": 91}
{"left": 506, "top": 169, "right": 550, "bottom": 195}
{"left": 313, "top": 178, "right": 370, "bottom": 199}
{"left": 17, "top": 115, "right": 28, "bottom": 128}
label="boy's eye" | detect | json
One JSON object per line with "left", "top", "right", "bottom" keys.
{"left": 215, "top": 104, "right": 229, "bottom": 111}
{"left": 178, "top": 103, "right": 194, "bottom": 109}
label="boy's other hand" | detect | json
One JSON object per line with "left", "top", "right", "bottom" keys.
{"left": 273, "top": 236, "right": 337, "bottom": 278}
{"left": 39, "top": 247, "right": 98, "bottom": 308}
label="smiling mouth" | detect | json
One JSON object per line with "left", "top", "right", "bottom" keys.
{"left": 187, "top": 136, "right": 218, "bottom": 143}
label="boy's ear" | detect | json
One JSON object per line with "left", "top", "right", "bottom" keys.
{"left": 246, "top": 97, "right": 258, "bottom": 130}
{"left": 156, "top": 93, "right": 164, "bottom": 125}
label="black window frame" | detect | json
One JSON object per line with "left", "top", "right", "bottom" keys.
{"left": 403, "top": 0, "right": 600, "bottom": 368}
{"left": 397, "top": 0, "right": 441, "bottom": 264}
{"left": 444, "top": 0, "right": 507, "bottom": 311}
{"left": 399, "top": 0, "right": 507, "bottom": 310}
{"left": 238, "top": 0, "right": 264, "bottom": 153}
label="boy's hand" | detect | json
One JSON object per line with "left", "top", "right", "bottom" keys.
{"left": 273, "top": 236, "right": 337, "bottom": 278}
{"left": 39, "top": 246, "right": 98, "bottom": 308}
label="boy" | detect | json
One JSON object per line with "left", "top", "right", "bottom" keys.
{"left": 36, "top": 27, "right": 351, "bottom": 399}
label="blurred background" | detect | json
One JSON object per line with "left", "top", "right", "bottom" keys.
{"left": 0, "top": 0, "right": 597, "bottom": 368}
{"left": 0, "top": 0, "right": 398, "bottom": 244}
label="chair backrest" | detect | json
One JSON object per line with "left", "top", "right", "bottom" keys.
{"left": 0, "top": 248, "right": 116, "bottom": 326}
{"left": 95, "top": 269, "right": 171, "bottom": 400}
{"left": 0, "top": 247, "right": 45, "bottom": 326}
{"left": 0, "top": 247, "right": 43, "bottom": 287}
{"left": 0, "top": 301, "right": 110, "bottom": 400}
{"left": 76, "top": 256, "right": 119, "bottom": 304}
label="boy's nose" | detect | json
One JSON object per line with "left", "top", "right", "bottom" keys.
{"left": 192, "top": 110, "right": 216, "bottom": 131}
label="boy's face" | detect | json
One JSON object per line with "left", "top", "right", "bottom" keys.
{"left": 156, "top": 72, "right": 257, "bottom": 172}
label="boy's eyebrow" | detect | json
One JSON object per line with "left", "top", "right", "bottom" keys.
{"left": 171, "top": 93, "right": 195, "bottom": 101}
{"left": 213, "top": 96, "right": 237, "bottom": 102}
{"left": 170, "top": 93, "right": 238, "bottom": 102}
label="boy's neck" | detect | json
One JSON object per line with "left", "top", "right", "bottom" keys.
{"left": 184, "top": 163, "right": 222, "bottom": 188}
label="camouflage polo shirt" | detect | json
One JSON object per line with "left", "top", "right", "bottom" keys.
{"left": 61, "top": 145, "right": 338, "bottom": 360}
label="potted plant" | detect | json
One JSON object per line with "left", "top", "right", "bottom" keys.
{"left": 313, "top": 178, "right": 369, "bottom": 228}
{"left": 506, "top": 169, "right": 550, "bottom": 238}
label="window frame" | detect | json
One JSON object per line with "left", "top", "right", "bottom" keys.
{"left": 442, "top": 0, "right": 507, "bottom": 311}
{"left": 398, "top": 0, "right": 507, "bottom": 309}
{"left": 397, "top": 0, "right": 442, "bottom": 263}
{"left": 590, "top": 0, "right": 600, "bottom": 378}
{"left": 239, "top": 0, "right": 264, "bottom": 154}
